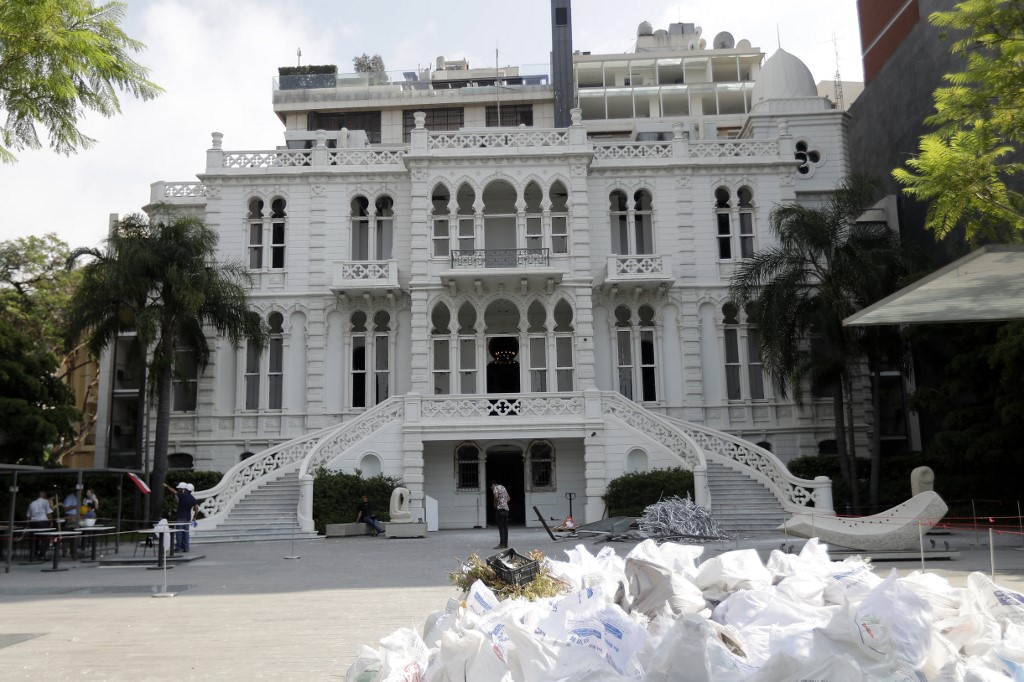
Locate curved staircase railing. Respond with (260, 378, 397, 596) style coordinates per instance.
(600, 393, 705, 468)
(193, 424, 337, 525)
(663, 415, 834, 514)
(297, 397, 406, 478)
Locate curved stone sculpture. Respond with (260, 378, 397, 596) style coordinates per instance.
(389, 487, 412, 523)
(911, 466, 935, 496)
(779, 491, 948, 551)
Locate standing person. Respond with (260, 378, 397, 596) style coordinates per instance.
(355, 495, 384, 537)
(81, 488, 99, 519)
(26, 491, 54, 560)
(163, 482, 197, 552)
(61, 490, 79, 530)
(490, 480, 509, 550)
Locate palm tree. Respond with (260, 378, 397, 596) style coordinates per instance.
(729, 175, 906, 512)
(68, 210, 266, 519)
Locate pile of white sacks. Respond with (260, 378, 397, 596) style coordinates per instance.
(345, 538, 1024, 680)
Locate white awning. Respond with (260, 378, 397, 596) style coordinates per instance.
(843, 245, 1024, 326)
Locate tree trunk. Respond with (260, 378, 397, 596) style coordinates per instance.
(869, 367, 882, 511)
(832, 389, 853, 512)
(842, 377, 861, 514)
(134, 358, 148, 524)
(148, 335, 174, 521)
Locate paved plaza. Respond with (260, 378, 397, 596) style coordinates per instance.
(2, 526, 1024, 680)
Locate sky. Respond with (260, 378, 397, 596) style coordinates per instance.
(0, 0, 862, 251)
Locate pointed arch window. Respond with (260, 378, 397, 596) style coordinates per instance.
(350, 195, 394, 261)
(431, 185, 451, 257)
(244, 312, 284, 410)
(247, 198, 264, 269)
(716, 187, 755, 260)
(723, 302, 765, 401)
(615, 305, 657, 402)
(350, 310, 392, 408)
(270, 198, 287, 268)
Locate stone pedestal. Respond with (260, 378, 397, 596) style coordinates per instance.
(325, 523, 372, 537)
(385, 522, 426, 539)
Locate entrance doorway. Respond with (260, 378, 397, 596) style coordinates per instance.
(486, 336, 520, 394)
(485, 446, 525, 526)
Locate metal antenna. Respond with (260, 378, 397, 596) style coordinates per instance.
(832, 34, 845, 110)
(296, 47, 302, 67)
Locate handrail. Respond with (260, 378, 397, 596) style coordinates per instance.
(663, 415, 834, 514)
(193, 422, 340, 520)
(297, 397, 406, 478)
(599, 392, 704, 469)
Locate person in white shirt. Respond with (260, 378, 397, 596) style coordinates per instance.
(26, 491, 54, 560)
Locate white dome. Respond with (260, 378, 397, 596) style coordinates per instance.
(637, 21, 653, 37)
(752, 48, 817, 104)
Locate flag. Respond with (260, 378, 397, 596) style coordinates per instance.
(127, 472, 151, 494)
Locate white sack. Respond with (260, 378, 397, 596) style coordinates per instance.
(694, 548, 772, 598)
(344, 644, 384, 682)
(623, 555, 706, 619)
(822, 558, 883, 605)
(968, 572, 1024, 631)
(378, 627, 429, 682)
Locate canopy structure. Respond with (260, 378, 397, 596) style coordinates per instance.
(843, 245, 1024, 326)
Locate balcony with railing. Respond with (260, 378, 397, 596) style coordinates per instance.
(603, 254, 675, 293)
(441, 248, 562, 291)
(330, 259, 399, 295)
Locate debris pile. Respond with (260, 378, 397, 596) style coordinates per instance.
(345, 538, 1024, 680)
(636, 495, 729, 541)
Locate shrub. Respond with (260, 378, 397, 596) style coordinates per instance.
(311, 467, 403, 534)
(277, 64, 338, 76)
(602, 467, 694, 517)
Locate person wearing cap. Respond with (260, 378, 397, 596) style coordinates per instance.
(163, 482, 198, 552)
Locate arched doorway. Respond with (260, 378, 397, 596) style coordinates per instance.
(485, 445, 525, 526)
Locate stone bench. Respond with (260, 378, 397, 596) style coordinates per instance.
(325, 522, 373, 537)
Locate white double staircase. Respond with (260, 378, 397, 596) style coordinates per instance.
(191, 393, 833, 543)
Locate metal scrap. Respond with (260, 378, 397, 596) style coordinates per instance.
(636, 496, 730, 542)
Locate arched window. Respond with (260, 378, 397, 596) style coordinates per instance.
(609, 190, 629, 255)
(375, 196, 394, 260)
(350, 196, 370, 260)
(247, 198, 264, 269)
(431, 184, 451, 257)
(609, 189, 654, 255)
(268, 312, 284, 410)
(350, 310, 392, 408)
(550, 181, 569, 254)
(456, 184, 476, 254)
(359, 453, 382, 478)
(482, 180, 517, 265)
(244, 312, 284, 410)
(615, 305, 657, 402)
(716, 186, 755, 260)
(431, 303, 452, 395)
(270, 198, 287, 268)
(528, 440, 555, 490)
(455, 441, 480, 491)
(722, 302, 765, 401)
(625, 448, 648, 473)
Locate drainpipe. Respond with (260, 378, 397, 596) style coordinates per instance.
(297, 473, 315, 533)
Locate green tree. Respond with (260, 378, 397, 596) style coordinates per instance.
(0, 317, 77, 464)
(353, 53, 387, 84)
(729, 176, 908, 512)
(0, 0, 162, 163)
(0, 234, 79, 351)
(67, 211, 266, 519)
(893, 0, 1024, 244)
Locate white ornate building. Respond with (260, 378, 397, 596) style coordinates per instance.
(97, 19, 857, 535)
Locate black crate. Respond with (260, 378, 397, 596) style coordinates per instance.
(486, 548, 539, 586)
